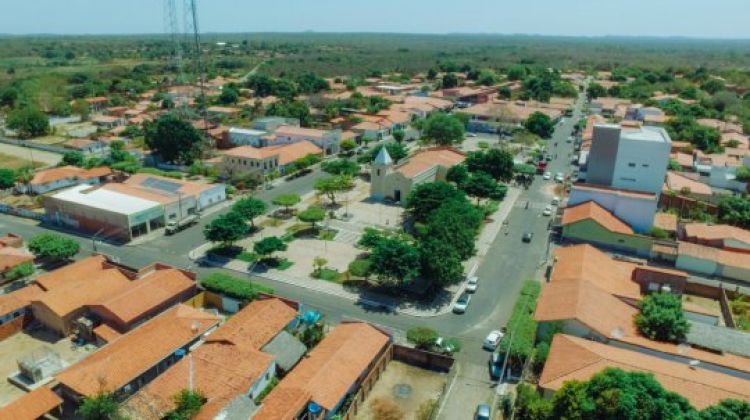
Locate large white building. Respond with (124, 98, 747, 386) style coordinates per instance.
(586, 124, 671, 196)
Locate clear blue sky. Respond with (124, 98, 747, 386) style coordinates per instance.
(2, 0, 749, 38)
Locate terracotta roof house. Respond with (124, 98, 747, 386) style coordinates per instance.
(540, 334, 750, 409)
(663, 172, 712, 201)
(370, 147, 465, 205)
(20, 165, 111, 195)
(681, 223, 750, 253)
(0, 232, 23, 248)
(0, 233, 33, 283)
(0, 386, 63, 419)
(254, 322, 391, 420)
(676, 241, 750, 283)
(63, 138, 107, 155)
(550, 245, 642, 300)
(55, 305, 220, 402)
(561, 201, 654, 257)
(88, 267, 196, 335)
(124, 298, 297, 419)
(266, 125, 341, 155)
(0, 284, 44, 341)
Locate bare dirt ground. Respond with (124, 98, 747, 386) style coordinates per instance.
(355, 361, 447, 420)
(0, 143, 62, 167)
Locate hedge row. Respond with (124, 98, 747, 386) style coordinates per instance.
(201, 272, 273, 301)
(498, 280, 541, 370)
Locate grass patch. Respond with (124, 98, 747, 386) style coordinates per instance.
(276, 260, 293, 270)
(0, 153, 41, 170)
(237, 251, 258, 263)
(261, 218, 284, 228)
(254, 377, 279, 404)
(478, 141, 489, 149)
(261, 258, 294, 271)
(317, 228, 337, 241)
(312, 268, 343, 283)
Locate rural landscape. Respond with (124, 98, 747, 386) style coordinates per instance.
(0, 1, 749, 420)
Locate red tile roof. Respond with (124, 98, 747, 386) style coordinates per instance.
(55, 305, 220, 397)
(0, 387, 63, 419)
(396, 147, 465, 178)
(205, 298, 297, 349)
(561, 201, 634, 235)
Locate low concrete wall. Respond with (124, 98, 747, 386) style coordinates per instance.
(392, 344, 455, 373)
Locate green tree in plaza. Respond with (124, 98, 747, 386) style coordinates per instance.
(203, 211, 250, 247)
(446, 164, 470, 188)
(297, 206, 326, 230)
(28, 233, 80, 262)
(369, 236, 421, 285)
(366, 143, 408, 163)
(524, 111, 555, 138)
(253, 236, 287, 261)
(421, 112, 465, 145)
(232, 197, 267, 228)
(314, 175, 354, 206)
(144, 113, 204, 164)
(321, 158, 361, 176)
(419, 237, 464, 288)
(462, 171, 498, 203)
(7, 106, 49, 138)
(405, 181, 465, 223)
(272, 193, 301, 214)
(392, 129, 405, 143)
(635, 292, 690, 342)
(465, 149, 514, 182)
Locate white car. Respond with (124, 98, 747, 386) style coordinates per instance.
(551, 196, 560, 206)
(466, 276, 479, 292)
(453, 292, 471, 314)
(554, 172, 565, 183)
(543, 206, 552, 216)
(542, 171, 552, 180)
(483, 330, 505, 350)
(467, 133, 478, 137)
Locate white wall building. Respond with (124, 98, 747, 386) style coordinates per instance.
(568, 184, 658, 234)
(228, 127, 268, 147)
(586, 124, 671, 196)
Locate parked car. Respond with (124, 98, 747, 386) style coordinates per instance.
(554, 172, 565, 183)
(475, 404, 491, 420)
(542, 171, 552, 180)
(483, 330, 504, 350)
(543, 206, 552, 216)
(453, 292, 471, 313)
(467, 132, 478, 137)
(522, 232, 534, 243)
(488, 352, 502, 380)
(551, 196, 560, 206)
(466, 276, 479, 292)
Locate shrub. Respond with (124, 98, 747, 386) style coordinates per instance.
(201, 272, 272, 301)
(498, 281, 541, 370)
(4, 261, 34, 280)
(407, 327, 439, 349)
(636, 292, 690, 342)
(348, 259, 372, 278)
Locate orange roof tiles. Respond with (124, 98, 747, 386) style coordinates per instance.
(254, 387, 311, 420)
(0, 284, 44, 316)
(29, 166, 112, 186)
(561, 201, 634, 235)
(257, 323, 389, 416)
(91, 268, 195, 328)
(396, 147, 465, 178)
(125, 343, 273, 420)
(93, 323, 122, 344)
(683, 223, 750, 246)
(653, 213, 678, 233)
(0, 387, 63, 419)
(274, 125, 328, 138)
(206, 298, 297, 349)
(224, 145, 279, 160)
(269, 141, 323, 166)
(540, 335, 750, 409)
(551, 245, 641, 300)
(0, 246, 33, 273)
(55, 305, 220, 397)
(664, 172, 712, 197)
(34, 255, 123, 291)
(678, 241, 750, 270)
(535, 277, 639, 339)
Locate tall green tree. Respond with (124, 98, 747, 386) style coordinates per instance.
(7, 106, 49, 139)
(463, 171, 498, 203)
(465, 149, 514, 181)
(232, 197, 267, 228)
(369, 236, 421, 285)
(405, 181, 465, 223)
(441, 73, 459, 88)
(524, 112, 555, 138)
(421, 112, 465, 145)
(144, 113, 204, 164)
(166, 389, 206, 420)
(635, 292, 690, 342)
(28, 233, 80, 261)
(62, 151, 86, 167)
(253, 236, 287, 261)
(321, 159, 360, 176)
(203, 211, 250, 247)
(419, 237, 464, 288)
(314, 175, 354, 206)
(272, 193, 301, 213)
(297, 206, 326, 229)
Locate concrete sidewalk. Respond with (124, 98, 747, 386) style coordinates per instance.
(200, 187, 521, 318)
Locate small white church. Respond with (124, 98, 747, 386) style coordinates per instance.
(370, 146, 466, 205)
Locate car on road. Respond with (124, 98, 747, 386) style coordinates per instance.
(483, 330, 504, 350)
(542, 171, 551, 180)
(488, 352, 502, 380)
(467, 132, 478, 137)
(551, 196, 560, 206)
(543, 205, 553, 216)
(566, 136, 574, 143)
(554, 172, 565, 183)
(522, 232, 534, 243)
(466, 275, 479, 292)
(453, 292, 471, 314)
(475, 404, 491, 420)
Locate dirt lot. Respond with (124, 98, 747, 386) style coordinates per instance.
(0, 143, 61, 167)
(0, 328, 94, 405)
(355, 361, 447, 420)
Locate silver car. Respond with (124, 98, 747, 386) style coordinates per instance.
(475, 404, 491, 420)
(466, 276, 479, 293)
(453, 292, 471, 314)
